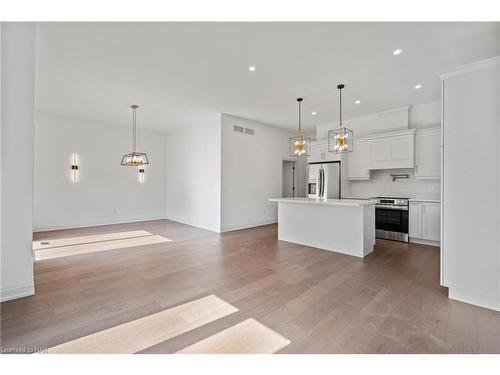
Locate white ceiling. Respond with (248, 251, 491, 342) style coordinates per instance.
(35, 22, 500, 133)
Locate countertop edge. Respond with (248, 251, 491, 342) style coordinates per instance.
(269, 198, 374, 207)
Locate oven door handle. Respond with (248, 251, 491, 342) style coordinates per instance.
(376, 205, 408, 211)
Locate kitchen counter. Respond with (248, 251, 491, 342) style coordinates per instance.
(409, 198, 441, 203)
(269, 198, 375, 258)
(269, 197, 374, 207)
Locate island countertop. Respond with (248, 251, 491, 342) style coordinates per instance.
(269, 197, 374, 207)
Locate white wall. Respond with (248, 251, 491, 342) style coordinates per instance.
(441, 57, 500, 311)
(165, 116, 221, 232)
(220, 114, 307, 232)
(316, 100, 441, 139)
(33, 112, 167, 231)
(1, 23, 36, 302)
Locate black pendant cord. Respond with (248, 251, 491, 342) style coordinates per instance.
(297, 98, 303, 133)
(133, 106, 136, 152)
(337, 84, 344, 128)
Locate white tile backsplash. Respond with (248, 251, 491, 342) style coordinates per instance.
(347, 169, 440, 200)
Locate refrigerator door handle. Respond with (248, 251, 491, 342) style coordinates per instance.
(319, 168, 324, 198)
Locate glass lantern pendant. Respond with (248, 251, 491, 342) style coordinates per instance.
(328, 84, 353, 153)
(121, 104, 150, 166)
(289, 98, 311, 157)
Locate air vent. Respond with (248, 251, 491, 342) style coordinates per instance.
(233, 125, 244, 133)
(244, 128, 254, 135)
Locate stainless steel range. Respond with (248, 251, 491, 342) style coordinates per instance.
(371, 197, 409, 242)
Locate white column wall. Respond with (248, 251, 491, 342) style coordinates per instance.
(1, 23, 36, 302)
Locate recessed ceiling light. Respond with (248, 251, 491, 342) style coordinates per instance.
(248, 66, 256, 72)
(355, 100, 361, 104)
(312, 112, 317, 116)
(414, 84, 422, 89)
(393, 49, 402, 55)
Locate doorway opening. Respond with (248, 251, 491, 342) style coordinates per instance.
(282, 160, 297, 198)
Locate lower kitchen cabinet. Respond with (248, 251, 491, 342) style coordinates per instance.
(409, 201, 440, 245)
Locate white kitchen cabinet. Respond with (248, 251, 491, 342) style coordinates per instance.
(309, 141, 341, 163)
(347, 140, 370, 180)
(415, 127, 441, 179)
(422, 203, 441, 241)
(309, 141, 326, 163)
(409, 202, 422, 238)
(368, 129, 415, 170)
(409, 200, 440, 244)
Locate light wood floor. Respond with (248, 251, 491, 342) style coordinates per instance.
(1, 219, 500, 353)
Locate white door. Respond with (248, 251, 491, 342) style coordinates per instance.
(409, 202, 422, 238)
(422, 203, 441, 241)
(282, 161, 296, 198)
(415, 128, 441, 179)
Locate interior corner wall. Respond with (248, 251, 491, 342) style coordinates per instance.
(220, 113, 307, 232)
(164, 116, 221, 233)
(1, 23, 36, 302)
(33, 112, 167, 231)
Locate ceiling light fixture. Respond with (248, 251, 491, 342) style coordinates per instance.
(393, 49, 402, 55)
(312, 111, 317, 116)
(355, 100, 361, 104)
(289, 98, 311, 157)
(121, 104, 149, 167)
(328, 84, 353, 153)
(248, 66, 256, 72)
(415, 84, 422, 89)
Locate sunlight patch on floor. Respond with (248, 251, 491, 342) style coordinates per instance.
(46, 295, 238, 354)
(176, 318, 291, 354)
(33, 230, 171, 261)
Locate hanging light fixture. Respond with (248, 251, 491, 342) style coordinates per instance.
(328, 84, 353, 153)
(121, 104, 149, 166)
(289, 98, 311, 157)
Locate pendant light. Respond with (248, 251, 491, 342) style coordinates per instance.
(289, 98, 311, 157)
(121, 104, 149, 166)
(328, 84, 353, 153)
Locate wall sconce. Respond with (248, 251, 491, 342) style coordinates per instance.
(138, 166, 145, 184)
(71, 153, 79, 182)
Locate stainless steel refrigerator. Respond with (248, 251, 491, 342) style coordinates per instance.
(307, 161, 341, 199)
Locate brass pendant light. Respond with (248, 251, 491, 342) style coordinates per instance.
(289, 98, 311, 157)
(328, 84, 353, 153)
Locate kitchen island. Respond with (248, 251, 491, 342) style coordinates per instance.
(269, 198, 375, 258)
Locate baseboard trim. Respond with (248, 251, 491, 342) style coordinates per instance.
(1, 283, 35, 303)
(164, 216, 221, 233)
(409, 237, 440, 247)
(220, 221, 277, 233)
(448, 287, 500, 312)
(33, 216, 168, 233)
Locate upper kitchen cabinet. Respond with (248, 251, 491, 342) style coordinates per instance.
(347, 139, 370, 180)
(309, 140, 341, 163)
(415, 127, 441, 179)
(368, 129, 415, 170)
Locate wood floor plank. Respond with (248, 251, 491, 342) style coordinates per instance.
(46, 295, 238, 354)
(2, 220, 500, 353)
(176, 318, 290, 354)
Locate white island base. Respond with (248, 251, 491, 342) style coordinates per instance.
(269, 198, 376, 258)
